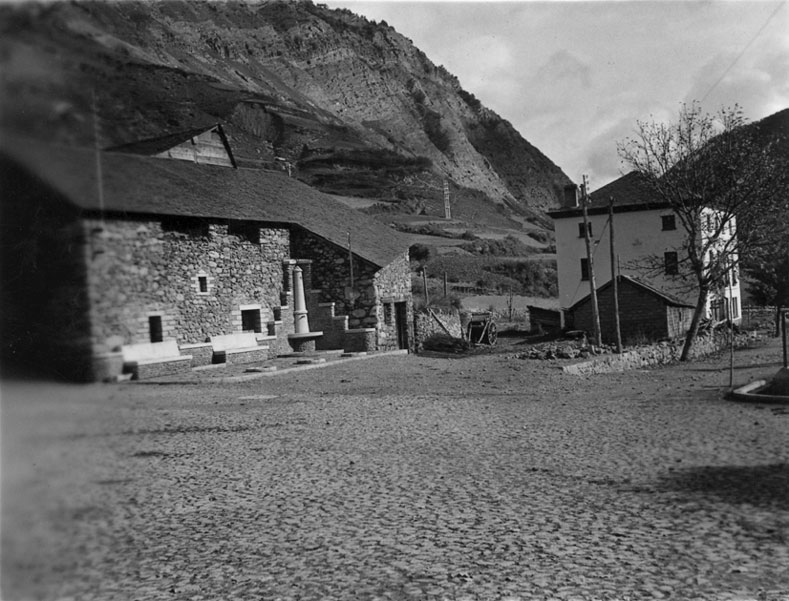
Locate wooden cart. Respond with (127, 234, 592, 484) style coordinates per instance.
(465, 311, 497, 346)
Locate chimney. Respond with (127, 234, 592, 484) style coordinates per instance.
(563, 184, 580, 208)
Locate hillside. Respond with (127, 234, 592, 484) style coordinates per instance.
(0, 0, 573, 229)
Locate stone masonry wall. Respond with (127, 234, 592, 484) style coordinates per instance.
(290, 227, 379, 329)
(374, 252, 414, 351)
(290, 228, 413, 350)
(83, 217, 289, 354)
(563, 331, 756, 375)
(414, 309, 462, 352)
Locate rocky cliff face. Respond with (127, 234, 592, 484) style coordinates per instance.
(0, 0, 573, 224)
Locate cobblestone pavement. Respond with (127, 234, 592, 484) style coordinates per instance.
(3, 338, 788, 601)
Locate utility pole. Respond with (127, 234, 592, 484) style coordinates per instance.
(348, 231, 354, 291)
(609, 196, 622, 352)
(443, 179, 451, 220)
(581, 175, 602, 347)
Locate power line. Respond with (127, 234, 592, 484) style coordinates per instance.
(700, 1, 785, 103)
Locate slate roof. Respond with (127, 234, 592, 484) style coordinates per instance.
(568, 274, 694, 311)
(548, 172, 669, 219)
(0, 135, 407, 268)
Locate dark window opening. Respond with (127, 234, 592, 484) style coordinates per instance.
(664, 251, 679, 275)
(198, 276, 208, 293)
(149, 315, 163, 343)
(241, 309, 262, 333)
(578, 222, 592, 238)
(162, 217, 210, 238)
(228, 222, 261, 244)
(661, 215, 676, 231)
(580, 258, 589, 281)
(731, 296, 739, 319)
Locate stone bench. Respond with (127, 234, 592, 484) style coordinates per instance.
(210, 332, 269, 365)
(121, 340, 192, 380)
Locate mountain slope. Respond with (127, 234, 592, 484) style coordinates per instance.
(0, 0, 573, 227)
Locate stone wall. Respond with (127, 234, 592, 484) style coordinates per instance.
(563, 331, 756, 375)
(290, 226, 379, 329)
(83, 216, 290, 354)
(290, 228, 413, 351)
(414, 309, 462, 351)
(374, 252, 414, 351)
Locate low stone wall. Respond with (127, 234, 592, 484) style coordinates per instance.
(181, 342, 213, 368)
(563, 332, 759, 376)
(414, 309, 462, 351)
(344, 328, 376, 353)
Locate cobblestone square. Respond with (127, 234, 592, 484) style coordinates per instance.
(2, 339, 788, 600)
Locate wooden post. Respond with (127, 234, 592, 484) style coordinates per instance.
(582, 175, 602, 347)
(443, 272, 448, 298)
(609, 196, 622, 353)
(508, 285, 514, 321)
(780, 310, 787, 367)
(422, 268, 429, 307)
(348, 231, 354, 290)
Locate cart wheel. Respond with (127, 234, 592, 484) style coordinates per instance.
(482, 321, 497, 345)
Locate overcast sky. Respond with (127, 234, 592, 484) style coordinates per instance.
(325, 0, 789, 189)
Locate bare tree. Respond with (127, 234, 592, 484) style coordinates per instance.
(744, 239, 789, 336)
(618, 103, 788, 360)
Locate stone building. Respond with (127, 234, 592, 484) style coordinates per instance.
(0, 135, 413, 381)
(569, 275, 695, 345)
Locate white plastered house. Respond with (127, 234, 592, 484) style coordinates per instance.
(548, 172, 742, 331)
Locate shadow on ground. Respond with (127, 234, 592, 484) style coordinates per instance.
(657, 463, 789, 509)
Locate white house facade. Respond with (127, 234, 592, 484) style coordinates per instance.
(549, 173, 741, 327)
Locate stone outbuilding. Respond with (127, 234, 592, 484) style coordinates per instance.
(568, 275, 695, 345)
(1, 135, 413, 381)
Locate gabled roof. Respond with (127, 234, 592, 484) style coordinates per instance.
(568, 274, 694, 311)
(0, 135, 407, 269)
(106, 124, 237, 168)
(548, 171, 670, 219)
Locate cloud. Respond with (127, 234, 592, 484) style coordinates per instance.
(535, 50, 591, 89)
(685, 50, 789, 121)
(585, 116, 640, 188)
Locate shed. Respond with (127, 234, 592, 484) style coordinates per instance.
(569, 275, 694, 345)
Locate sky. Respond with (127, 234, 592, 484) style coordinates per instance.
(325, 0, 789, 189)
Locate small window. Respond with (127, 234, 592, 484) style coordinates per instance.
(661, 215, 676, 231)
(198, 276, 208, 293)
(730, 296, 739, 319)
(578, 222, 592, 238)
(664, 251, 679, 275)
(580, 258, 589, 281)
(241, 309, 262, 333)
(228, 222, 260, 244)
(149, 315, 163, 343)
